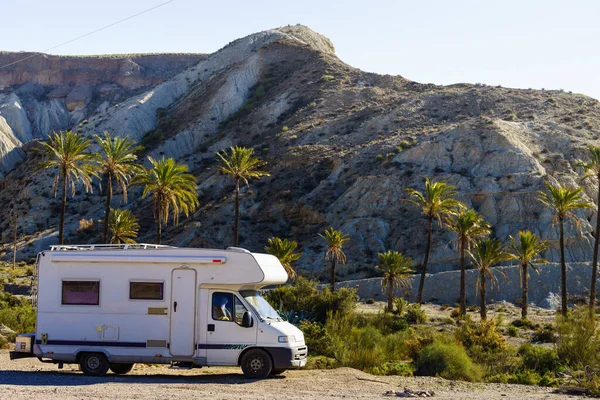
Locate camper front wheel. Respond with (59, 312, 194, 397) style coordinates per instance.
(79, 353, 110, 376)
(240, 349, 273, 379)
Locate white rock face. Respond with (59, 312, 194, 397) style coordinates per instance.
(31, 99, 70, 138)
(0, 93, 32, 143)
(0, 116, 24, 178)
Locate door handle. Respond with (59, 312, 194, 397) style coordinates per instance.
(208, 324, 215, 332)
(174, 301, 178, 312)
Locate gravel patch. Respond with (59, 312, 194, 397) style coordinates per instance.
(0, 350, 578, 399)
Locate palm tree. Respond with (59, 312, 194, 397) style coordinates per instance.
(577, 145, 600, 313)
(319, 227, 350, 292)
(216, 146, 270, 246)
(469, 238, 511, 320)
(132, 156, 199, 244)
(265, 237, 302, 282)
(508, 230, 549, 320)
(36, 130, 98, 244)
(405, 178, 464, 304)
(95, 132, 142, 244)
(376, 250, 414, 313)
(537, 182, 592, 316)
(108, 208, 139, 244)
(446, 209, 491, 316)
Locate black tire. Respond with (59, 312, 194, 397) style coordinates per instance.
(240, 349, 273, 379)
(110, 363, 134, 374)
(79, 353, 110, 376)
(271, 369, 286, 375)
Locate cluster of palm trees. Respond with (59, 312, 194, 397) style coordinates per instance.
(31, 130, 600, 320)
(406, 144, 600, 320)
(35, 131, 268, 246)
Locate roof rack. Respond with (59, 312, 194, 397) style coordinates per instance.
(49, 244, 175, 251)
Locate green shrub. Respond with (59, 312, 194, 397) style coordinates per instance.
(305, 356, 338, 369)
(355, 312, 408, 335)
(266, 277, 357, 323)
(395, 298, 407, 317)
(455, 317, 506, 355)
(333, 325, 386, 370)
(450, 308, 461, 319)
(510, 318, 536, 329)
(380, 330, 414, 361)
(405, 304, 427, 324)
(507, 325, 518, 337)
(366, 298, 375, 305)
(555, 307, 600, 368)
(415, 340, 482, 382)
(532, 325, 555, 343)
(0, 292, 36, 335)
(282, 125, 289, 132)
(299, 320, 334, 357)
(518, 344, 561, 374)
(372, 362, 413, 376)
(321, 74, 335, 82)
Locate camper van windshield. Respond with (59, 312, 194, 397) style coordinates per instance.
(240, 291, 281, 321)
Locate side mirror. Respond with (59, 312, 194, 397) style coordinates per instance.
(241, 311, 253, 328)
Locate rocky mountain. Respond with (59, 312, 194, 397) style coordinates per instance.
(0, 52, 205, 177)
(0, 25, 599, 281)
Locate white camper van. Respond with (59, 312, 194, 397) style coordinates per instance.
(10, 244, 307, 379)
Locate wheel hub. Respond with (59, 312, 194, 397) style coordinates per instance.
(87, 357, 100, 370)
(249, 357, 264, 371)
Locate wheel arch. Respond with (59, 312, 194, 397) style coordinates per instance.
(75, 349, 112, 362)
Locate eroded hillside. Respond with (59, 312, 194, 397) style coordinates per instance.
(0, 25, 599, 279)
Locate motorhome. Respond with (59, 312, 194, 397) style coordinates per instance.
(9, 244, 307, 379)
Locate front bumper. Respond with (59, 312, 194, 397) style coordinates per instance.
(267, 345, 308, 369)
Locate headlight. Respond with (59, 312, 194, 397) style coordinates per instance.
(278, 335, 296, 343)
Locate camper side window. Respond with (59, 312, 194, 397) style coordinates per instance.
(130, 282, 164, 300)
(62, 280, 100, 305)
(212, 292, 234, 321)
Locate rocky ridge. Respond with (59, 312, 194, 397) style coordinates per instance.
(0, 25, 599, 282)
(0, 52, 205, 177)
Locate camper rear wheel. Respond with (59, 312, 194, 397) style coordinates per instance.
(79, 353, 110, 376)
(240, 349, 273, 379)
(110, 363, 134, 374)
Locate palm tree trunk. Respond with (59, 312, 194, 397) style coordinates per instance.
(459, 238, 467, 316)
(480, 268, 487, 321)
(156, 208, 162, 245)
(12, 212, 17, 270)
(103, 174, 112, 244)
(417, 215, 434, 304)
(58, 169, 67, 245)
(330, 258, 336, 292)
(387, 278, 394, 313)
(559, 217, 568, 317)
(233, 178, 240, 247)
(590, 178, 600, 315)
(521, 262, 528, 320)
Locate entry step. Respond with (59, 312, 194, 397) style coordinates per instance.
(169, 361, 193, 370)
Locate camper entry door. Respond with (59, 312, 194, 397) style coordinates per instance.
(169, 268, 197, 357)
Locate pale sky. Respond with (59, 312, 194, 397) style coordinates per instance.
(2, 0, 599, 100)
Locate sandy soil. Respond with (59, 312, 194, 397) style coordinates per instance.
(0, 350, 579, 400)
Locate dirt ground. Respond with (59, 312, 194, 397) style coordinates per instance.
(0, 350, 580, 400)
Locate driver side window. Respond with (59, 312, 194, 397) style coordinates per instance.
(212, 292, 234, 322)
